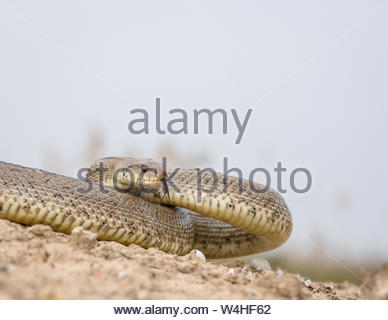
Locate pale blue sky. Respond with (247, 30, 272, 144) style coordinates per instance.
(0, 0, 387, 266)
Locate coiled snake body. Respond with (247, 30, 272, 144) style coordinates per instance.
(0, 158, 292, 259)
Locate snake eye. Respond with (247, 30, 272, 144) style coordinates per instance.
(141, 165, 148, 173)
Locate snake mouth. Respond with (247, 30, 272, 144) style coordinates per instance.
(161, 177, 170, 200)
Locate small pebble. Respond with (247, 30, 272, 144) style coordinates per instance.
(136, 290, 148, 299)
(227, 268, 235, 275)
(195, 250, 206, 262)
(276, 268, 284, 276)
(0, 264, 8, 272)
(250, 257, 271, 271)
(296, 274, 312, 287)
(69, 226, 97, 250)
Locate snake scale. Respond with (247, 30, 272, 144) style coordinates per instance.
(0, 158, 292, 259)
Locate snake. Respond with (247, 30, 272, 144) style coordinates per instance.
(0, 158, 292, 259)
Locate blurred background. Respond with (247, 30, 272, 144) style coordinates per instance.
(0, 0, 387, 283)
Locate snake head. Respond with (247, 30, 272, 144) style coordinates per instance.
(88, 157, 166, 195)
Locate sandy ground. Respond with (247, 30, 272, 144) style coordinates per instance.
(0, 219, 386, 300)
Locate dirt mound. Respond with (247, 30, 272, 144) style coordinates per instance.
(0, 219, 385, 299)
